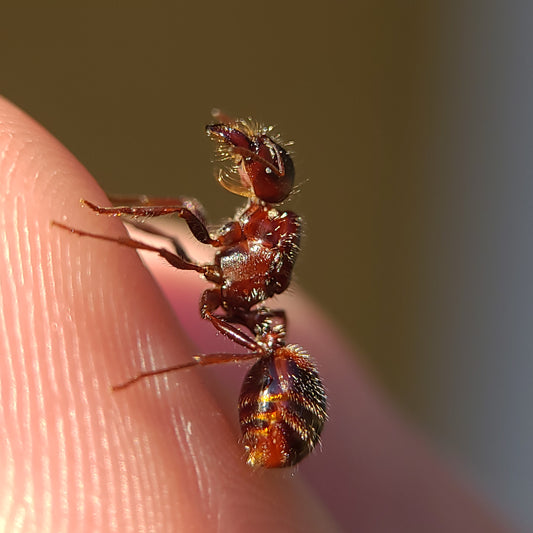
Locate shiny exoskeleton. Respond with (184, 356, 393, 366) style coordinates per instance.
(239, 342, 326, 467)
(54, 111, 327, 468)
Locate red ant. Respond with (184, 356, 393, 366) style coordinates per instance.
(54, 111, 327, 468)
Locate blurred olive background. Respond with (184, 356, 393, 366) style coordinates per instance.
(3, 2, 532, 528)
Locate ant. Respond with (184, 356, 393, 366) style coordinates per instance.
(54, 111, 327, 468)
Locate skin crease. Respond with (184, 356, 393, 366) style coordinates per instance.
(0, 96, 511, 532)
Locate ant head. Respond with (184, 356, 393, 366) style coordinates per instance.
(206, 119, 295, 204)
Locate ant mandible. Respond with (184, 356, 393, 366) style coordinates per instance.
(54, 111, 327, 468)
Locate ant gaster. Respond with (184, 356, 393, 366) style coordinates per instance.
(54, 111, 327, 468)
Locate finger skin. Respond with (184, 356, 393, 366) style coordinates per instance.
(0, 97, 336, 532)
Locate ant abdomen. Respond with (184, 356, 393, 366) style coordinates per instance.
(238, 345, 327, 468)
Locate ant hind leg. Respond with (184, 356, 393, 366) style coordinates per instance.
(112, 350, 262, 391)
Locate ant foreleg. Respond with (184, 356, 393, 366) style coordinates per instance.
(83, 198, 217, 247)
(112, 350, 262, 391)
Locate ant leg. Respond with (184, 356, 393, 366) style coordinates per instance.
(52, 221, 219, 277)
(200, 289, 262, 351)
(113, 350, 262, 391)
(204, 313, 260, 352)
(122, 219, 192, 262)
(83, 198, 216, 246)
(109, 194, 210, 233)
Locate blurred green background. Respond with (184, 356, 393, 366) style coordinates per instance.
(3, 2, 532, 528)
